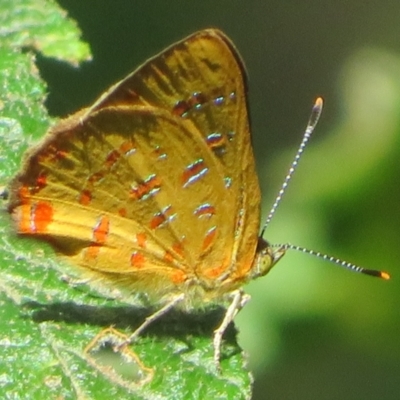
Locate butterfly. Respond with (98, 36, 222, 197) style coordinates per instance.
(6, 28, 388, 372)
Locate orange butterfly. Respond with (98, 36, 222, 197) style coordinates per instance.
(6, 29, 388, 371)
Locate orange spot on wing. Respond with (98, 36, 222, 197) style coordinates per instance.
(84, 216, 109, 261)
(150, 213, 166, 230)
(93, 215, 110, 244)
(34, 201, 53, 233)
(35, 173, 47, 192)
(188, 92, 206, 108)
(131, 251, 145, 268)
(152, 146, 166, 160)
(181, 159, 207, 186)
(118, 208, 127, 217)
(45, 144, 68, 161)
(164, 241, 185, 263)
(88, 171, 105, 185)
(136, 232, 147, 248)
(172, 100, 190, 117)
(130, 175, 161, 200)
(163, 251, 174, 264)
(105, 149, 121, 168)
(119, 140, 136, 155)
(150, 206, 174, 230)
(172, 241, 184, 257)
(16, 204, 32, 233)
(202, 226, 217, 252)
(55, 149, 68, 160)
(194, 204, 215, 218)
(206, 133, 226, 150)
(79, 189, 92, 205)
(18, 186, 30, 203)
(85, 245, 100, 260)
(203, 264, 226, 279)
(170, 270, 186, 284)
(16, 201, 54, 234)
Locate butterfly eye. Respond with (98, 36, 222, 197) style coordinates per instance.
(250, 237, 283, 279)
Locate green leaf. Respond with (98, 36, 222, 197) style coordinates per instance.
(0, 0, 91, 65)
(0, 2, 252, 399)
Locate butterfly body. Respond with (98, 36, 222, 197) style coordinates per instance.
(8, 29, 283, 367)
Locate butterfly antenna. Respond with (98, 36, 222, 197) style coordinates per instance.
(261, 97, 390, 280)
(261, 97, 323, 237)
(272, 243, 390, 280)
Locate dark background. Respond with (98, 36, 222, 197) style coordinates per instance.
(38, 1, 400, 399)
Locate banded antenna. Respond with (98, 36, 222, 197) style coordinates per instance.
(261, 97, 390, 280)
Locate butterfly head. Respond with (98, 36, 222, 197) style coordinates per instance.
(249, 237, 285, 281)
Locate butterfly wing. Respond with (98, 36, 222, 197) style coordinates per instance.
(8, 29, 261, 301)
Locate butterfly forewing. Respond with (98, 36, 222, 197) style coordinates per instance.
(8, 29, 261, 299)
(93, 29, 262, 287)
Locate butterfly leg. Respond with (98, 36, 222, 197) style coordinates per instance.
(120, 293, 185, 349)
(213, 289, 250, 371)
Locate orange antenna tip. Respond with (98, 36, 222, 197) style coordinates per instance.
(314, 97, 323, 108)
(380, 271, 391, 280)
(360, 268, 391, 280)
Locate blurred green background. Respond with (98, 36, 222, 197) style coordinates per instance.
(35, 1, 400, 399)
